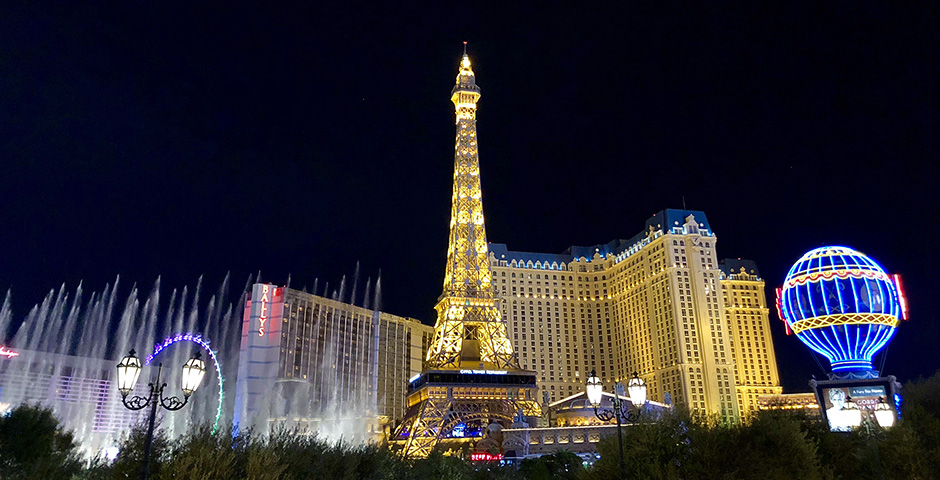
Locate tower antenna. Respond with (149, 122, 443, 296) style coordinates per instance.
(463, 41, 468, 55)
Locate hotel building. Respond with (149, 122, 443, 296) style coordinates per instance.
(719, 258, 783, 416)
(0, 348, 140, 455)
(233, 284, 434, 436)
(489, 209, 781, 420)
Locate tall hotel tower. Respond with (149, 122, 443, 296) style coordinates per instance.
(489, 212, 782, 420)
(233, 285, 433, 438)
(390, 46, 540, 458)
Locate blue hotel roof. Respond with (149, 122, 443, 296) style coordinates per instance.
(488, 209, 712, 264)
(718, 258, 761, 278)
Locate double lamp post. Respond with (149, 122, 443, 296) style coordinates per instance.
(115, 349, 207, 480)
(586, 369, 648, 479)
(841, 396, 896, 431)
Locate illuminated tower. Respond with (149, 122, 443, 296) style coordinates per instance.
(428, 44, 515, 370)
(391, 45, 540, 459)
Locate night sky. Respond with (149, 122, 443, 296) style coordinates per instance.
(2, 3, 937, 392)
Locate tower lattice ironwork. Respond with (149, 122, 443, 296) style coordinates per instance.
(391, 46, 540, 459)
(428, 45, 515, 371)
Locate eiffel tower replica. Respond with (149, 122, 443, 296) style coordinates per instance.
(391, 45, 540, 459)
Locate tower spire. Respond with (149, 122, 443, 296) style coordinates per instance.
(454, 45, 478, 98)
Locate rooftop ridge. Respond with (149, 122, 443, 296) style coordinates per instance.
(488, 209, 714, 267)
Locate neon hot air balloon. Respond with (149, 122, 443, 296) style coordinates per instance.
(776, 246, 908, 379)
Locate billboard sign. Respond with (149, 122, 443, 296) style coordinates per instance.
(813, 377, 899, 432)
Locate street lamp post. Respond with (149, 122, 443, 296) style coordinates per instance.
(841, 396, 896, 431)
(116, 349, 206, 480)
(586, 369, 647, 480)
(842, 396, 896, 480)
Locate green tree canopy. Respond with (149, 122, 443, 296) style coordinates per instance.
(518, 451, 583, 480)
(0, 403, 81, 479)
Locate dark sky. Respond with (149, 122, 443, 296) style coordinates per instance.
(2, 2, 937, 392)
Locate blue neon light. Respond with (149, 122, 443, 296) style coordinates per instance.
(779, 246, 902, 375)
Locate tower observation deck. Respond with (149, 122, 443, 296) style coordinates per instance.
(390, 45, 541, 459)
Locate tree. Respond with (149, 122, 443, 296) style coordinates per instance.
(895, 371, 940, 477)
(109, 419, 170, 479)
(877, 420, 932, 480)
(0, 403, 81, 479)
(699, 410, 827, 480)
(518, 451, 583, 480)
(244, 444, 288, 480)
(582, 408, 833, 480)
(157, 425, 238, 479)
(583, 409, 690, 480)
(408, 450, 475, 480)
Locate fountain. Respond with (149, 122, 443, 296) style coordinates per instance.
(0, 275, 245, 457)
(0, 269, 393, 457)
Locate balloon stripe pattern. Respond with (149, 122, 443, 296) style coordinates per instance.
(778, 246, 902, 376)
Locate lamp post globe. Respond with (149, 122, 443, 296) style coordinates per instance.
(874, 398, 895, 428)
(627, 372, 647, 407)
(181, 352, 206, 397)
(842, 397, 863, 428)
(116, 350, 142, 398)
(586, 369, 603, 407)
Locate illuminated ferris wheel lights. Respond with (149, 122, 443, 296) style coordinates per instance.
(146, 333, 225, 434)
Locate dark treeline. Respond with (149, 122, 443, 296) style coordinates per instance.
(1, 370, 939, 480)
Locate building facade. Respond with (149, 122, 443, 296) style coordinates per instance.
(756, 392, 819, 416)
(233, 283, 433, 438)
(718, 259, 783, 416)
(0, 348, 141, 455)
(489, 210, 781, 420)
